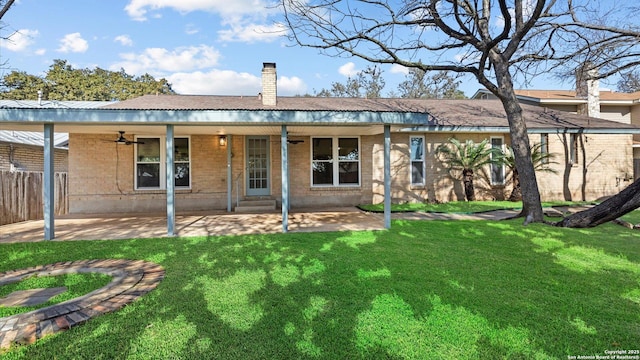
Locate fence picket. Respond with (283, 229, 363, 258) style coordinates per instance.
(0, 171, 68, 226)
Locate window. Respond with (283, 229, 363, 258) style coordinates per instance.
(312, 137, 360, 186)
(540, 134, 549, 164)
(410, 136, 425, 186)
(569, 133, 579, 165)
(135, 136, 190, 189)
(490, 137, 505, 185)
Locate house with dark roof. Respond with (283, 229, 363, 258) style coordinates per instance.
(2, 63, 639, 239)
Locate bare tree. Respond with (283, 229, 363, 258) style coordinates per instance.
(0, 0, 17, 72)
(281, 0, 552, 223)
(281, 0, 640, 226)
(0, 0, 15, 20)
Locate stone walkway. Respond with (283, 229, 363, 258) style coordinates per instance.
(0, 259, 165, 350)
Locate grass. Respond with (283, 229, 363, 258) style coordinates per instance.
(0, 273, 112, 317)
(1, 219, 639, 359)
(358, 200, 594, 213)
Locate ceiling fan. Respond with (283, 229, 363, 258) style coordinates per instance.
(114, 131, 144, 145)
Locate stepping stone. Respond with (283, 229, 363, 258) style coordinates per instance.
(0, 287, 67, 307)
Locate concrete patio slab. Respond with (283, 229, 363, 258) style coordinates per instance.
(0, 207, 387, 243)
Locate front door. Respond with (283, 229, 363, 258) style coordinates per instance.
(245, 136, 270, 196)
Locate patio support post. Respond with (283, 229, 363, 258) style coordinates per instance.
(166, 125, 175, 236)
(281, 125, 289, 232)
(227, 134, 233, 212)
(384, 124, 391, 229)
(44, 123, 55, 240)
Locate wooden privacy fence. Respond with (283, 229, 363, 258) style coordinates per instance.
(0, 171, 68, 226)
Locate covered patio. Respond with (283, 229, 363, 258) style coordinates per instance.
(0, 207, 386, 243)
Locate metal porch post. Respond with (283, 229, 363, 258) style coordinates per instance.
(227, 135, 233, 212)
(384, 124, 391, 229)
(281, 125, 289, 232)
(166, 125, 175, 236)
(44, 124, 55, 240)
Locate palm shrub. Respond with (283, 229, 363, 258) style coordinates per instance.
(503, 142, 558, 201)
(435, 138, 503, 201)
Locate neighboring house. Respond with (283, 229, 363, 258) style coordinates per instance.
(0, 100, 114, 172)
(0, 130, 69, 172)
(1, 63, 639, 238)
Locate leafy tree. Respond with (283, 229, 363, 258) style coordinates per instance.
(435, 138, 503, 201)
(0, 59, 174, 101)
(503, 143, 558, 202)
(397, 70, 466, 99)
(316, 65, 385, 98)
(281, 0, 640, 226)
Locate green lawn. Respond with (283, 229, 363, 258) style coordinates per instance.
(1, 219, 639, 359)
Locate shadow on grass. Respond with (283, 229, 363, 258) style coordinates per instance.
(1, 220, 639, 359)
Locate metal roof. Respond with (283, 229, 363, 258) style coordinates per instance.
(0, 100, 114, 148)
(0, 100, 116, 109)
(0, 130, 69, 148)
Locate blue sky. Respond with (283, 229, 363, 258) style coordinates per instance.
(0, 0, 579, 98)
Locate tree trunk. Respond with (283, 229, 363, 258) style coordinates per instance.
(463, 168, 475, 201)
(555, 177, 640, 228)
(508, 168, 522, 201)
(491, 60, 544, 223)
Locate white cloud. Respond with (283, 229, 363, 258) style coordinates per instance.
(124, 0, 277, 21)
(110, 45, 221, 74)
(0, 29, 39, 52)
(167, 69, 261, 95)
(390, 64, 409, 75)
(34, 48, 46, 56)
(167, 69, 307, 96)
(114, 35, 134, 46)
(57, 33, 89, 53)
(338, 62, 358, 77)
(278, 76, 307, 95)
(217, 22, 287, 43)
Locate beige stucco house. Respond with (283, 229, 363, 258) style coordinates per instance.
(2, 63, 639, 239)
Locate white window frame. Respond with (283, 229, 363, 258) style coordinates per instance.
(310, 136, 361, 187)
(134, 135, 191, 190)
(410, 135, 426, 186)
(490, 136, 505, 186)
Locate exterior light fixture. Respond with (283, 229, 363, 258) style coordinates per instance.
(219, 135, 227, 147)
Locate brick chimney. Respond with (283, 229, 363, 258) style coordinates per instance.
(576, 64, 600, 118)
(261, 62, 277, 106)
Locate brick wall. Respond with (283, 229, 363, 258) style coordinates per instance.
(536, 133, 633, 201)
(67, 131, 633, 214)
(68, 133, 229, 213)
(0, 143, 68, 172)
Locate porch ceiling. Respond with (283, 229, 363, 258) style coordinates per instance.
(0, 124, 400, 136)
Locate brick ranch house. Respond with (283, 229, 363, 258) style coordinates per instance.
(1, 63, 639, 239)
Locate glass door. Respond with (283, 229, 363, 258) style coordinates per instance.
(245, 136, 270, 196)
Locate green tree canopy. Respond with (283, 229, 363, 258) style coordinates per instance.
(0, 59, 174, 101)
(316, 65, 385, 98)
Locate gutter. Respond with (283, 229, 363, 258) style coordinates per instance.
(398, 125, 640, 134)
